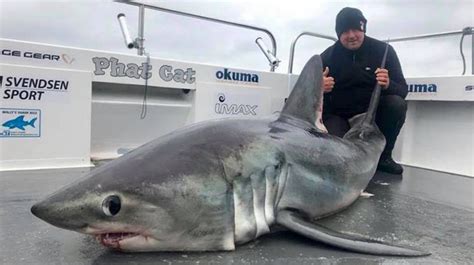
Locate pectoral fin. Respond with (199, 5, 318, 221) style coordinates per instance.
(276, 210, 430, 257)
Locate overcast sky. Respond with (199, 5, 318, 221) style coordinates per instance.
(0, 0, 473, 77)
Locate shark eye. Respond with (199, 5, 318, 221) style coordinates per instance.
(102, 195, 121, 217)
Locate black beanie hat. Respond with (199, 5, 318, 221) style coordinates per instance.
(335, 7, 367, 38)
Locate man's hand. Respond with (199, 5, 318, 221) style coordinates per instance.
(375, 68, 390, 89)
(322, 67, 335, 93)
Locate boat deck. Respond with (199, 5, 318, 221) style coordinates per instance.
(1, 165, 472, 264)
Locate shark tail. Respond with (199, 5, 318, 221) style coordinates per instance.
(362, 43, 390, 126)
(277, 211, 430, 257)
(29, 118, 37, 128)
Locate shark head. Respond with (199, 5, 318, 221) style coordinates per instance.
(31, 124, 237, 252)
(31, 180, 180, 251)
(2, 115, 23, 128)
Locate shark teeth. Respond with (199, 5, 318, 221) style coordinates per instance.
(95, 232, 140, 247)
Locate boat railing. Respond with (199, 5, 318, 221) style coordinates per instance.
(288, 27, 474, 75)
(115, 0, 280, 72)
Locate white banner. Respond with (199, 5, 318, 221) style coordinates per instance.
(0, 63, 92, 171)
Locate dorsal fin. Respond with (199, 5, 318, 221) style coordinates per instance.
(280, 55, 323, 124)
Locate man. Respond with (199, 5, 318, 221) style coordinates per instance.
(321, 7, 408, 174)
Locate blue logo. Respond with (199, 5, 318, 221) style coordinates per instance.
(2, 115, 37, 130)
(407, 83, 437, 93)
(215, 68, 259, 83)
(465, 85, 473, 92)
(1, 108, 41, 137)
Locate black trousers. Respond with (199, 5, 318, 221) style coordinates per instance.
(323, 95, 407, 157)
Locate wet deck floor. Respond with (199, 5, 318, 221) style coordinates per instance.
(1, 164, 473, 264)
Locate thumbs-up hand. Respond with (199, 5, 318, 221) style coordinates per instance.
(322, 67, 334, 93)
(323, 66, 329, 77)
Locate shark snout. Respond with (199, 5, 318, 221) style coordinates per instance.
(31, 200, 88, 230)
(31, 201, 53, 221)
(31, 200, 57, 224)
(30, 202, 42, 218)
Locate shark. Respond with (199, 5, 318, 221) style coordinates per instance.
(2, 115, 37, 131)
(31, 52, 429, 256)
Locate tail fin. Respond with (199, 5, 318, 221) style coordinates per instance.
(277, 210, 431, 257)
(29, 118, 37, 128)
(363, 43, 390, 126)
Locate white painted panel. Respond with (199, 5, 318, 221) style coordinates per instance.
(0, 64, 92, 171)
(406, 76, 473, 101)
(393, 101, 473, 177)
(90, 83, 193, 159)
(194, 82, 272, 122)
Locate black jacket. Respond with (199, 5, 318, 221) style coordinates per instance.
(321, 36, 407, 117)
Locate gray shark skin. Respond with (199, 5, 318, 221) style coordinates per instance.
(31, 54, 429, 256)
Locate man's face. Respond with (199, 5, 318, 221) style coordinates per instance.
(340, 29, 365, 50)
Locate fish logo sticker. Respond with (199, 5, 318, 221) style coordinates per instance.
(0, 108, 41, 137)
(2, 115, 37, 130)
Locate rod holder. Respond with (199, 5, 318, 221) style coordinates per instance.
(117, 13, 136, 49)
(116, 0, 278, 71)
(256, 37, 280, 68)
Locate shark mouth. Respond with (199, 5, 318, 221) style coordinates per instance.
(95, 232, 140, 249)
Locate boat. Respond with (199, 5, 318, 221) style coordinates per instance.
(0, 1, 472, 264)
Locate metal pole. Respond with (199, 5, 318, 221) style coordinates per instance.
(137, 4, 145, 56)
(117, 0, 278, 71)
(382, 30, 464, 43)
(288, 29, 472, 74)
(288, 32, 337, 74)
